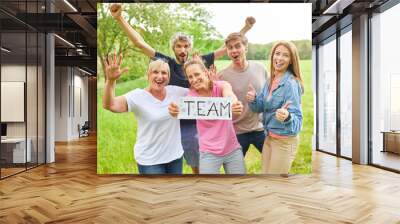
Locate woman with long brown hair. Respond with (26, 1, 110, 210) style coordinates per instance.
(247, 41, 304, 174)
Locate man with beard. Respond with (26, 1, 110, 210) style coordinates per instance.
(110, 4, 255, 173)
(218, 33, 267, 159)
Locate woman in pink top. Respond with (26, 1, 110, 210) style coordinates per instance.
(169, 59, 246, 174)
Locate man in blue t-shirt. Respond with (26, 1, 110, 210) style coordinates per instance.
(110, 3, 255, 174)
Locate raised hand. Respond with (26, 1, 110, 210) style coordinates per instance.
(246, 83, 256, 102)
(110, 3, 122, 19)
(276, 101, 292, 122)
(208, 64, 220, 81)
(245, 16, 256, 28)
(103, 52, 129, 82)
(168, 102, 180, 118)
(232, 100, 243, 116)
(192, 51, 202, 62)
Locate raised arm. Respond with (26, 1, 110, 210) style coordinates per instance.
(213, 16, 256, 59)
(102, 53, 130, 113)
(110, 4, 156, 58)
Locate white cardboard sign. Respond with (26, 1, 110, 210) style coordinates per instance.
(178, 97, 232, 120)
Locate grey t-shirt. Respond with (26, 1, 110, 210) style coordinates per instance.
(219, 61, 267, 134)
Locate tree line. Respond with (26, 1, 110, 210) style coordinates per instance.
(228, 40, 311, 61)
(98, 3, 311, 82)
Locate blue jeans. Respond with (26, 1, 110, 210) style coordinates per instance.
(180, 123, 199, 168)
(137, 157, 183, 174)
(236, 130, 265, 156)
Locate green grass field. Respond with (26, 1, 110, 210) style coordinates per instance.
(97, 60, 313, 174)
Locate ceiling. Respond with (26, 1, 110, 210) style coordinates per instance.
(308, 0, 390, 43)
(0, 0, 97, 75)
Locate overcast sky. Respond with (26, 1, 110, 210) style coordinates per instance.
(202, 3, 311, 44)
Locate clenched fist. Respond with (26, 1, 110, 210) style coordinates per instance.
(168, 102, 180, 118)
(232, 100, 243, 116)
(110, 4, 122, 19)
(245, 16, 256, 28)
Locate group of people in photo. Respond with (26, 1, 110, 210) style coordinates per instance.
(102, 4, 304, 175)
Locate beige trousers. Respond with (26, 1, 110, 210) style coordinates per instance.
(262, 135, 299, 174)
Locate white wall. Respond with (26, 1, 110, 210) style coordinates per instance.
(54, 67, 89, 141)
(1, 65, 27, 138)
(72, 73, 89, 138)
(1, 64, 46, 164)
(55, 66, 69, 141)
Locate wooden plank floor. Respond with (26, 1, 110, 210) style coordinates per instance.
(1, 135, 400, 223)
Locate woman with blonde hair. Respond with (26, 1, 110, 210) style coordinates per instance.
(246, 41, 304, 174)
(103, 53, 188, 174)
(169, 59, 246, 174)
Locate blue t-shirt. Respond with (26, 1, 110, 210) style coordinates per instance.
(154, 52, 215, 88)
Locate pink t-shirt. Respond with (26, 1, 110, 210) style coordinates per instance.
(188, 81, 241, 156)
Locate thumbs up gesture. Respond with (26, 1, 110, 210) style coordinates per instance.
(276, 101, 292, 122)
(246, 84, 256, 102)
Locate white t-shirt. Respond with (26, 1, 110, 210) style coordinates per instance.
(124, 85, 188, 165)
